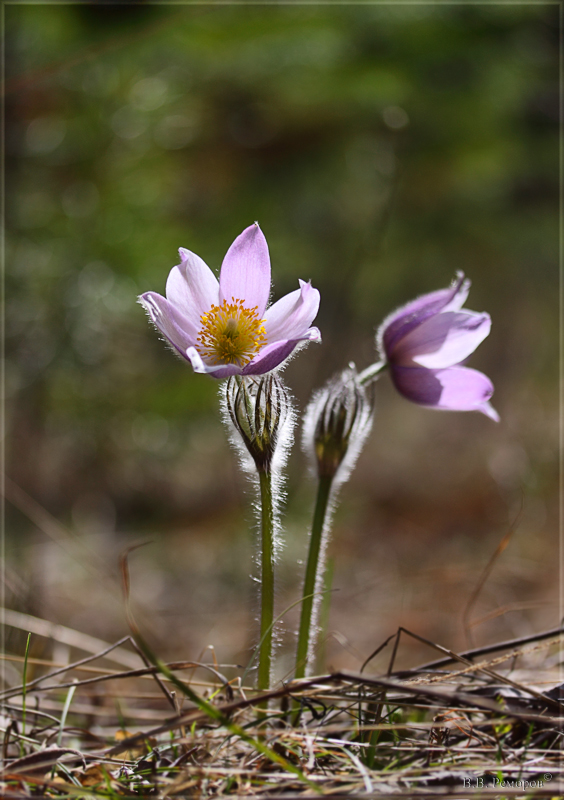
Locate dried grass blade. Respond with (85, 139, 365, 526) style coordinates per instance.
(402, 626, 563, 674)
(0, 636, 133, 701)
(1, 608, 139, 669)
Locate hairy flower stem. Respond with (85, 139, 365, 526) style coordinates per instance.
(225, 374, 293, 701)
(257, 469, 275, 696)
(295, 474, 334, 681)
(358, 360, 387, 385)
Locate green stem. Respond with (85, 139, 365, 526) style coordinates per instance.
(295, 474, 334, 681)
(257, 469, 275, 694)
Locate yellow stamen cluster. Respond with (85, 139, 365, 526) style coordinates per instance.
(197, 298, 267, 366)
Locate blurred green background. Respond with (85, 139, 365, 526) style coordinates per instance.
(4, 3, 559, 678)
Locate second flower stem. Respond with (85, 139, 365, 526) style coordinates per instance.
(257, 469, 275, 694)
(295, 473, 334, 680)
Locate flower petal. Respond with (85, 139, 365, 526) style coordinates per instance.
(391, 364, 499, 419)
(242, 328, 321, 375)
(378, 272, 470, 359)
(441, 276, 471, 313)
(264, 279, 320, 342)
(219, 223, 271, 316)
(186, 346, 242, 378)
(166, 248, 219, 321)
(394, 311, 491, 368)
(139, 292, 197, 360)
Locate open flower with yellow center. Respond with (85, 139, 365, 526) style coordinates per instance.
(140, 223, 321, 378)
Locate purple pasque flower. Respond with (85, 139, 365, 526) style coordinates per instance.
(140, 223, 321, 379)
(377, 272, 499, 421)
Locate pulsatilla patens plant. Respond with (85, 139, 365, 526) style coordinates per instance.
(293, 274, 498, 680)
(141, 225, 498, 696)
(141, 223, 318, 695)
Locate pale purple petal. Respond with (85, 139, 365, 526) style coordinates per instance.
(242, 328, 321, 375)
(304, 325, 322, 343)
(441, 275, 470, 313)
(378, 272, 470, 359)
(391, 364, 498, 419)
(139, 292, 197, 360)
(219, 223, 271, 316)
(166, 248, 219, 322)
(394, 311, 491, 368)
(476, 401, 500, 423)
(264, 279, 320, 342)
(186, 346, 242, 378)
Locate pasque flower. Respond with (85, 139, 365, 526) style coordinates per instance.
(140, 224, 321, 378)
(374, 272, 499, 421)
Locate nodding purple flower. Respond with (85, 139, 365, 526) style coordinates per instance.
(376, 272, 499, 421)
(140, 223, 321, 379)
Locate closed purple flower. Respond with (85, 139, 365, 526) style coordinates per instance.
(139, 223, 321, 378)
(377, 272, 499, 421)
